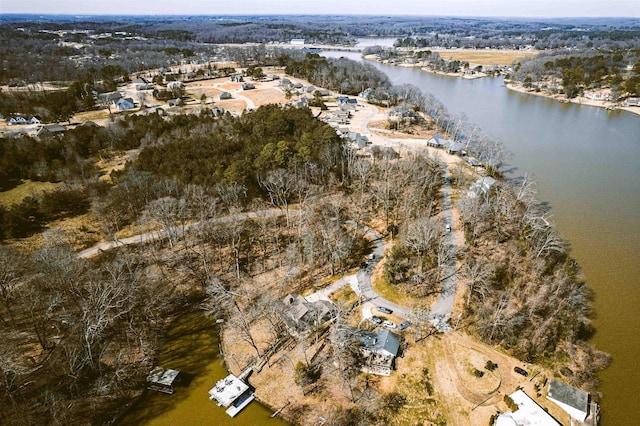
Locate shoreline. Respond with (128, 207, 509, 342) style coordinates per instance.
(363, 54, 488, 79)
(505, 82, 640, 117)
(362, 53, 640, 117)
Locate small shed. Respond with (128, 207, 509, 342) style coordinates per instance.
(147, 366, 181, 394)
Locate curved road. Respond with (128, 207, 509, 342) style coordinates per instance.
(78, 103, 459, 331)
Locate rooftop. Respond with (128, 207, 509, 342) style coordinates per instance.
(496, 390, 561, 426)
(208, 374, 249, 407)
(147, 367, 180, 387)
(547, 379, 589, 420)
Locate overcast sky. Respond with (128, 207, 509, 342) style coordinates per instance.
(1, 0, 639, 18)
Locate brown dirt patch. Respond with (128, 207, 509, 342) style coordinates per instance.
(216, 99, 248, 114)
(242, 88, 287, 107)
(432, 49, 536, 66)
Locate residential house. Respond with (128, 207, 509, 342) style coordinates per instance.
(291, 38, 306, 45)
(389, 106, 417, 119)
(242, 82, 256, 90)
(546, 379, 590, 422)
(295, 97, 309, 108)
(305, 85, 316, 94)
(468, 176, 496, 198)
(6, 116, 27, 125)
(345, 132, 369, 148)
(97, 91, 122, 106)
(332, 326, 401, 376)
(37, 124, 67, 137)
(623, 97, 640, 107)
(496, 389, 560, 426)
(219, 92, 233, 100)
(115, 97, 135, 111)
(426, 135, 450, 148)
(467, 157, 481, 167)
(167, 98, 182, 107)
(584, 90, 612, 101)
(282, 294, 336, 332)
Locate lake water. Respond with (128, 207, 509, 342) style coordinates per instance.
(325, 48, 640, 425)
(119, 313, 286, 425)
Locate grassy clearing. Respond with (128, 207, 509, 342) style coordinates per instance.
(0, 180, 62, 207)
(434, 50, 535, 66)
(329, 285, 359, 309)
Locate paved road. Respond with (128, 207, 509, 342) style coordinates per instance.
(76, 209, 284, 259)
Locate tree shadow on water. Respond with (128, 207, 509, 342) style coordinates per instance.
(118, 312, 222, 425)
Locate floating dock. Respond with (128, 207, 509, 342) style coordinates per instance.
(208, 373, 254, 417)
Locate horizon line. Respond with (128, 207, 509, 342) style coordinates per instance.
(1, 13, 639, 19)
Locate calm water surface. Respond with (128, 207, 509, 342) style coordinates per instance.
(120, 313, 285, 425)
(326, 49, 640, 424)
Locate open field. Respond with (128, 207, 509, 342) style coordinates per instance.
(432, 49, 536, 66)
(0, 180, 62, 206)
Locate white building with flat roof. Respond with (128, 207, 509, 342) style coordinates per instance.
(209, 374, 248, 407)
(496, 390, 561, 426)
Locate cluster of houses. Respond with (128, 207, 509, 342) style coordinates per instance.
(426, 134, 465, 155)
(5, 115, 41, 126)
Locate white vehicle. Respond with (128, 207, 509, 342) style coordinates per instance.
(383, 320, 396, 329)
(445, 224, 451, 233)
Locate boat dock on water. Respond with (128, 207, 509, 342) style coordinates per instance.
(208, 373, 255, 417)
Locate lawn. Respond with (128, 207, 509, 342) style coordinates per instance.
(0, 180, 62, 207)
(433, 49, 535, 66)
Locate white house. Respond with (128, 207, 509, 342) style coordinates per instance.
(584, 90, 612, 101)
(291, 38, 306, 45)
(546, 379, 589, 422)
(496, 389, 560, 426)
(468, 176, 496, 198)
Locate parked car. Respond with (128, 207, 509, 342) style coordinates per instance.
(514, 366, 528, 377)
(377, 306, 393, 314)
(445, 224, 451, 233)
(369, 315, 383, 325)
(397, 320, 411, 331)
(383, 320, 396, 329)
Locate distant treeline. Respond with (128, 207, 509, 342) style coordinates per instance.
(511, 49, 640, 98)
(280, 53, 391, 96)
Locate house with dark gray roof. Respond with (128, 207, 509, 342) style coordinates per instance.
(37, 124, 67, 137)
(332, 326, 401, 376)
(546, 379, 589, 422)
